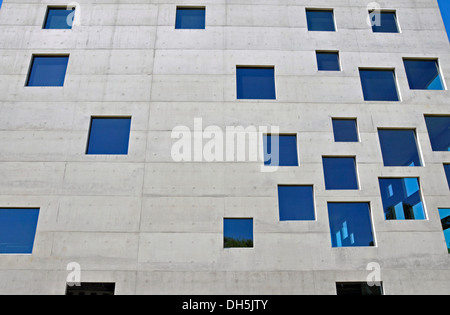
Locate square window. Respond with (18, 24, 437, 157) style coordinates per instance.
(278, 186, 315, 221)
(263, 134, 298, 166)
(336, 282, 383, 295)
(236, 67, 276, 100)
(327, 203, 375, 248)
(438, 208, 450, 254)
(86, 117, 131, 155)
(175, 7, 205, 29)
(378, 129, 422, 167)
(316, 52, 341, 71)
(66, 283, 116, 295)
(306, 9, 336, 31)
(0, 208, 40, 254)
(224, 218, 253, 248)
(444, 164, 450, 189)
(370, 11, 399, 33)
(424, 115, 450, 151)
(359, 69, 399, 101)
(322, 157, 359, 190)
(379, 178, 426, 220)
(44, 7, 74, 29)
(332, 119, 358, 142)
(404, 59, 445, 90)
(26, 56, 69, 87)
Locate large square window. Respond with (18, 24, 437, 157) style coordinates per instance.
(44, 7, 75, 29)
(322, 157, 359, 190)
(0, 208, 40, 254)
(424, 116, 450, 151)
(278, 186, 315, 221)
(86, 117, 132, 155)
(263, 134, 298, 166)
(237, 67, 276, 100)
(26, 56, 69, 87)
(438, 209, 450, 254)
(316, 52, 341, 71)
(379, 178, 426, 220)
(336, 282, 383, 295)
(370, 11, 399, 33)
(306, 9, 336, 32)
(359, 69, 399, 101)
(327, 203, 375, 248)
(404, 59, 445, 90)
(444, 164, 450, 189)
(332, 119, 359, 142)
(378, 129, 422, 167)
(175, 7, 205, 29)
(224, 218, 253, 248)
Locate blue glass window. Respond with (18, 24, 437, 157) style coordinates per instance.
(306, 9, 336, 31)
(379, 178, 425, 220)
(317, 52, 340, 71)
(0, 208, 40, 254)
(26, 56, 69, 87)
(439, 208, 450, 254)
(278, 186, 315, 221)
(263, 135, 298, 166)
(424, 116, 450, 151)
(86, 117, 131, 155)
(237, 67, 276, 100)
(224, 218, 253, 248)
(444, 164, 450, 189)
(175, 7, 205, 29)
(370, 11, 399, 33)
(378, 129, 422, 167)
(359, 69, 399, 101)
(323, 157, 359, 190)
(404, 60, 444, 90)
(328, 203, 375, 248)
(332, 119, 358, 142)
(44, 8, 74, 29)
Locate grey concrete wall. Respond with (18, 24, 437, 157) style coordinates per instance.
(0, 0, 449, 295)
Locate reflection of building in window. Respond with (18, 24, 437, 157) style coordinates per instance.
(439, 209, 450, 254)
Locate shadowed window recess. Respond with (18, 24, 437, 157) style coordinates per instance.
(278, 186, 315, 221)
(322, 157, 359, 190)
(336, 282, 383, 295)
(0, 208, 40, 254)
(445, 164, 450, 190)
(328, 203, 375, 248)
(332, 119, 358, 142)
(44, 7, 74, 29)
(26, 56, 69, 87)
(224, 218, 253, 248)
(359, 69, 399, 101)
(424, 115, 450, 152)
(438, 209, 450, 254)
(237, 67, 276, 100)
(370, 11, 399, 33)
(66, 283, 116, 295)
(379, 178, 426, 220)
(404, 59, 445, 90)
(263, 134, 298, 166)
(378, 129, 422, 167)
(175, 7, 205, 29)
(306, 9, 336, 31)
(316, 52, 341, 71)
(86, 117, 132, 155)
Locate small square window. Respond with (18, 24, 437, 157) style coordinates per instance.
(322, 157, 359, 190)
(404, 59, 445, 90)
(86, 117, 131, 155)
(379, 178, 426, 220)
(0, 208, 40, 254)
(370, 11, 399, 33)
(332, 119, 358, 142)
(236, 67, 276, 100)
(175, 7, 205, 29)
(438, 208, 450, 254)
(306, 9, 336, 32)
(224, 218, 253, 248)
(263, 134, 298, 166)
(278, 186, 315, 221)
(359, 69, 399, 101)
(378, 129, 422, 167)
(336, 282, 383, 295)
(316, 52, 340, 71)
(44, 7, 75, 29)
(26, 56, 69, 87)
(424, 115, 450, 151)
(328, 203, 375, 248)
(66, 283, 116, 295)
(444, 164, 450, 189)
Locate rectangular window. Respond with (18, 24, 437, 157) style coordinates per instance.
(236, 67, 276, 100)
(379, 178, 426, 220)
(438, 209, 450, 254)
(306, 9, 336, 31)
(66, 283, 116, 295)
(370, 11, 399, 33)
(263, 134, 298, 166)
(404, 59, 445, 90)
(278, 186, 315, 221)
(175, 7, 206, 29)
(332, 119, 359, 142)
(26, 55, 69, 87)
(378, 129, 422, 167)
(359, 69, 399, 101)
(444, 164, 450, 190)
(86, 117, 132, 155)
(327, 203, 375, 248)
(316, 51, 341, 71)
(336, 282, 383, 295)
(224, 218, 253, 248)
(44, 7, 74, 29)
(322, 157, 359, 190)
(0, 208, 40, 254)
(424, 115, 450, 151)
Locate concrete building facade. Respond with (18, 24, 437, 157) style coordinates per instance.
(0, 0, 449, 295)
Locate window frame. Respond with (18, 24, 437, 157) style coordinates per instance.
(377, 128, 423, 167)
(277, 185, 316, 221)
(403, 58, 446, 91)
(359, 68, 401, 102)
(316, 51, 341, 71)
(236, 66, 276, 100)
(43, 6, 75, 30)
(25, 54, 70, 87)
(223, 218, 254, 249)
(85, 116, 132, 155)
(369, 10, 400, 33)
(332, 118, 359, 142)
(322, 156, 360, 190)
(263, 133, 299, 167)
(306, 8, 337, 32)
(175, 6, 206, 30)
